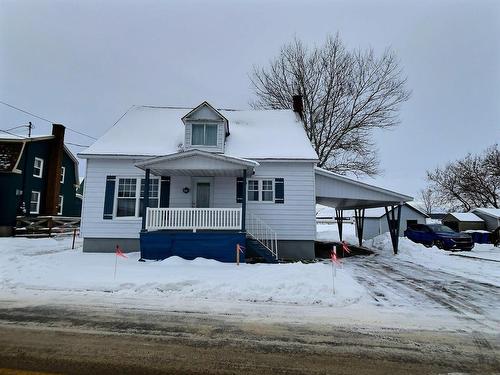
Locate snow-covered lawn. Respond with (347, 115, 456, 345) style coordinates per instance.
(0, 228, 499, 333)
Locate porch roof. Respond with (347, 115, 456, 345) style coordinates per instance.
(135, 149, 259, 176)
(315, 167, 413, 210)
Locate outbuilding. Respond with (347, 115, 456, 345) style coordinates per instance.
(442, 213, 485, 232)
(359, 202, 429, 240)
(471, 208, 500, 231)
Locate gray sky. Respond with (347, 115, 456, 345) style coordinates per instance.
(1, 0, 499, 198)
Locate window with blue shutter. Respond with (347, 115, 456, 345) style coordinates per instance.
(274, 178, 284, 204)
(103, 176, 116, 219)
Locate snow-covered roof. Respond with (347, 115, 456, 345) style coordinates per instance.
(472, 208, 500, 219)
(445, 212, 484, 222)
(0, 133, 54, 141)
(79, 105, 319, 160)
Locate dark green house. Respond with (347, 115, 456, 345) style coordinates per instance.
(0, 124, 80, 236)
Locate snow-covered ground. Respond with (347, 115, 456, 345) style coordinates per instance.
(0, 228, 499, 333)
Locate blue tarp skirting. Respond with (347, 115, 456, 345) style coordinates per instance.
(140, 231, 246, 263)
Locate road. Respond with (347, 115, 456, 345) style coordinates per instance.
(0, 301, 498, 374)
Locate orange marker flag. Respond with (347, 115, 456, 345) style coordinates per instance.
(116, 245, 128, 258)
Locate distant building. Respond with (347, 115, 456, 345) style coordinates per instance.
(442, 212, 485, 232)
(471, 208, 500, 231)
(359, 202, 429, 240)
(0, 124, 80, 236)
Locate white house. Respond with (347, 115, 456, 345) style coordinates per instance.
(79, 98, 412, 262)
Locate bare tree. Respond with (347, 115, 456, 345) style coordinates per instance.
(419, 188, 437, 215)
(426, 144, 500, 211)
(250, 34, 410, 176)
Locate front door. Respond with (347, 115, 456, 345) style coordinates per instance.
(195, 182, 211, 208)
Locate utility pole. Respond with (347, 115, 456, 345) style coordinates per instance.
(28, 122, 32, 137)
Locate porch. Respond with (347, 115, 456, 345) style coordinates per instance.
(134, 150, 279, 262)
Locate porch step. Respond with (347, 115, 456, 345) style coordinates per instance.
(245, 238, 279, 263)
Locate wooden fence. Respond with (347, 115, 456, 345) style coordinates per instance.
(15, 216, 80, 237)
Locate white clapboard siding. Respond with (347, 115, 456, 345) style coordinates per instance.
(81, 158, 317, 242)
(244, 161, 316, 241)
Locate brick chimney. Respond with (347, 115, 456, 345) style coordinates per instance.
(43, 124, 65, 215)
(292, 95, 303, 119)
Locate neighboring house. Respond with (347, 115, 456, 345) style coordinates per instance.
(471, 208, 500, 231)
(358, 202, 429, 240)
(442, 213, 485, 232)
(0, 124, 80, 236)
(79, 99, 412, 261)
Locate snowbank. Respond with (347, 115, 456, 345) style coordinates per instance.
(0, 237, 364, 307)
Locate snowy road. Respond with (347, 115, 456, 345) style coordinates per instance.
(348, 254, 500, 332)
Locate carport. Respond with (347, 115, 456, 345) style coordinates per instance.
(315, 167, 413, 254)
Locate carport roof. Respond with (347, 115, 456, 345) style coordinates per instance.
(315, 167, 413, 210)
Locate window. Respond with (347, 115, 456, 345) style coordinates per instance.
(116, 178, 137, 217)
(58, 195, 64, 215)
(115, 177, 160, 218)
(192, 123, 218, 146)
(60, 166, 66, 183)
(247, 179, 274, 202)
(262, 180, 273, 202)
(33, 157, 44, 178)
(30, 191, 40, 214)
(247, 180, 259, 201)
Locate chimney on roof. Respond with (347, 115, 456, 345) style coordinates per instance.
(43, 124, 65, 216)
(292, 95, 303, 119)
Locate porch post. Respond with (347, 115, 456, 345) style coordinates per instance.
(141, 168, 150, 232)
(241, 169, 247, 232)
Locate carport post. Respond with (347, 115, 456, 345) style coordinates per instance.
(385, 204, 402, 255)
(335, 209, 343, 241)
(354, 209, 365, 247)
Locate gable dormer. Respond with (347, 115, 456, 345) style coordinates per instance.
(182, 102, 229, 153)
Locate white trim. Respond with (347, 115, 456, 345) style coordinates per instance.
(113, 176, 161, 219)
(58, 195, 64, 215)
(60, 166, 66, 183)
(247, 178, 275, 203)
(33, 157, 44, 178)
(30, 191, 41, 214)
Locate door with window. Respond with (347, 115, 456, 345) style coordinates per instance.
(193, 178, 212, 208)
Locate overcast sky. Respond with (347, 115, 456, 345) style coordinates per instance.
(1, 0, 499, 198)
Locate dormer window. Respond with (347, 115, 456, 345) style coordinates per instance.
(192, 123, 218, 146)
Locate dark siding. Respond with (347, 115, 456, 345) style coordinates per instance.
(0, 140, 81, 230)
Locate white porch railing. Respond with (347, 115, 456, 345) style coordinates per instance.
(247, 213, 279, 260)
(146, 207, 242, 231)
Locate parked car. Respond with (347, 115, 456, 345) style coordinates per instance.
(404, 224, 474, 251)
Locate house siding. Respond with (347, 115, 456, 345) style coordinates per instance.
(247, 161, 316, 241)
(81, 159, 317, 243)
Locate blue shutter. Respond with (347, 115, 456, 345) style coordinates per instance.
(160, 176, 170, 207)
(103, 176, 116, 219)
(236, 177, 243, 203)
(275, 178, 284, 204)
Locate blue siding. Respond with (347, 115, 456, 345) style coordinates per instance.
(140, 231, 246, 262)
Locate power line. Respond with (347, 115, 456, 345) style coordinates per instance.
(0, 129, 27, 138)
(0, 99, 98, 140)
(2, 124, 30, 132)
